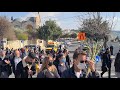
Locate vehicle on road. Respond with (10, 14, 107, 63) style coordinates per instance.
(45, 40, 58, 54)
(24, 44, 40, 50)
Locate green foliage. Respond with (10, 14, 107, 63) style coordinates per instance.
(60, 34, 70, 38)
(79, 17, 110, 42)
(15, 30, 28, 40)
(37, 19, 62, 41)
(17, 34, 28, 40)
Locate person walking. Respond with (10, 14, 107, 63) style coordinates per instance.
(37, 56, 60, 78)
(15, 52, 36, 78)
(110, 45, 114, 55)
(63, 49, 71, 68)
(0, 50, 12, 78)
(61, 51, 99, 78)
(10, 50, 22, 78)
(57, 53, 69, 77)
(114, 50, 120, 78)
(101, 48, 112, 78)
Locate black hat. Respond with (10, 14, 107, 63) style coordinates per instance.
(57, 53, 63, 59)
(28, 52, 36, 59)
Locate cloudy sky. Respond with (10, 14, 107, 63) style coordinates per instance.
(0, 12, 120, 31)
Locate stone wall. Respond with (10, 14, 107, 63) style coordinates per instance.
(6, 39, 46, 50)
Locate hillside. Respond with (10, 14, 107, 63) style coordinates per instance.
(111, 31, 120, 38)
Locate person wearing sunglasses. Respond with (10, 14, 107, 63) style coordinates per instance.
(61, 51, 99, 78)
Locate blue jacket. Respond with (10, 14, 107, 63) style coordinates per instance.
(61, 66, 99, 78)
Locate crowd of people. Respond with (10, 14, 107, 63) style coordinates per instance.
(0, 44, 120, 78)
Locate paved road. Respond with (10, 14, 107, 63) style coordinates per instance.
(9, 41, 120, 78)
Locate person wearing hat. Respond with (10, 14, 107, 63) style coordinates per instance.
(101, 48, 111, 78)
(15, 52, 36, 78)
(61, 51, 99, 78)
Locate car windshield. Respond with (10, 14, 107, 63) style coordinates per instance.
(25, 45, 36, 48)
(47, 45, 54, 48)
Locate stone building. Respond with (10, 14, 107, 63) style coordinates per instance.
(11, 15, 41, 30)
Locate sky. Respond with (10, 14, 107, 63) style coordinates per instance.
(0, 12, 120, 31)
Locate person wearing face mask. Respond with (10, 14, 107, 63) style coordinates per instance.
(10, 50, 22, 78)
(61, 51, 99, 78)
(101, 48, 112, 78)
(15, 52, 36, 78)
(57, 53, 69, 77)
(0, 50, 12, 78)
(37, 56, 60, 78)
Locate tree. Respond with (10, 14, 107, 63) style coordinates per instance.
(37, 19, 62, 41)
(70, 33, 77, 38)
(26, 29, 37, 40)
(60, 33, 70, 38)
(37, 25, 50, 41)
(15, 30, 28, 40)
(78, 12, 115, 49)
(0, 16, 17, 40)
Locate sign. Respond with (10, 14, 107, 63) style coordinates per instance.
(95, 56, 101, 63)
(78, 32, 86, 40)
(21, 40, 24, 43)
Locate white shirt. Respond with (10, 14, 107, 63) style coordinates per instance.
(14, 57, 22, 70)
(75, 71, 82, 78)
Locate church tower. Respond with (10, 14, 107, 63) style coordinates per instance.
(35, 12, 41, 28)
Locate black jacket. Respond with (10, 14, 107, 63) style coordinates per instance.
(66, 55, 71, 66)
(0, 56, 12, 77)
(114, 52, 120, 72)
(15, 61, 36, 78)
(10, 56, 22, 75)
(61, 66, 99, 78)
(102, 52, 111, 69)
(37, 69, 60, 78)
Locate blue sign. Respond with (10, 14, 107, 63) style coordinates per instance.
(21, 40, 24, 43)
(95, 55, 101, 63)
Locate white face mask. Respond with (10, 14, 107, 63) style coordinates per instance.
(77, 63, 86, 70)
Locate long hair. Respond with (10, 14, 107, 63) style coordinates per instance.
(39, 56, 57, 73)
(39, 57, 49, 72)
